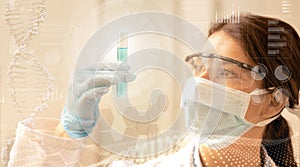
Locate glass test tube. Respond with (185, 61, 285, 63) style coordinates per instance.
(117, 32, 128, 97)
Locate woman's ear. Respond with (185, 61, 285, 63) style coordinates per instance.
(262, 89, 289, 118)
(273, 88, 290, 106)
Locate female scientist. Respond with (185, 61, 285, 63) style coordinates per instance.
(7, 13, 300, 167)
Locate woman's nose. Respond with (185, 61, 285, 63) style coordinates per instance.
(198, 70, 210, 80)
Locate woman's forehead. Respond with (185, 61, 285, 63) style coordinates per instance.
(206, 31, 256, 66)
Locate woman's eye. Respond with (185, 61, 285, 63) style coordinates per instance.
(220, 70, 236, 77)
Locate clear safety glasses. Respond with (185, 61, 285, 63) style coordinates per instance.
(185, 52, 264, 90)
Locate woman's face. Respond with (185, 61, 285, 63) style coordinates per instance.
(201, 30, 263, 92)
(197, 30, 274, 124)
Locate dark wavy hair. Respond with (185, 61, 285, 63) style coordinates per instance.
(208, 13, 300, 167)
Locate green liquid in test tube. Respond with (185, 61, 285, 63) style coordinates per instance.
(117, 32, 128, 97)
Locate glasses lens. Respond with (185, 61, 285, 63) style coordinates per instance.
(186, 54, 255, 90)
(186, 55, 206, 76)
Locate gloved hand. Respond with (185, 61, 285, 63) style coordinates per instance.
(61, 62, 134, 138)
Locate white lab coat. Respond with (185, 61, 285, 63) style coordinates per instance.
(8, 117, 200, 167)
(7, 117, 279, 167)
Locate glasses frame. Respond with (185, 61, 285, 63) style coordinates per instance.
(185, 52, 279, 96)
(185, 52, 257, 73)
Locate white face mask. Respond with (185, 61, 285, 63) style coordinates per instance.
(181, 77, 280, 149)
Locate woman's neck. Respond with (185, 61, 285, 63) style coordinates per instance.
(199, 126, 265, 167)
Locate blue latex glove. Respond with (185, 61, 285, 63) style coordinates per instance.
(61, 62, 134, 138)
